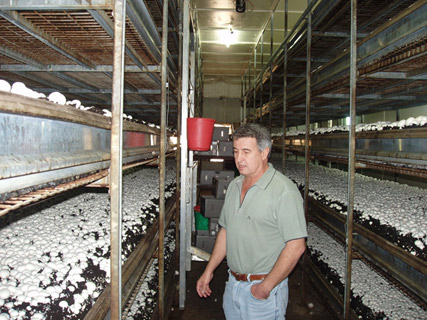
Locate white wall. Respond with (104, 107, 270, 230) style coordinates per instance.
(202, 97, 241, 124)
(202, 80, 242, 124)
(203, 81, 241, 99)
(398, 104, 427, 119)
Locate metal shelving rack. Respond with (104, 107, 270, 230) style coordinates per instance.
(242, 0, 427, 318)
(0, 0, 183, 319)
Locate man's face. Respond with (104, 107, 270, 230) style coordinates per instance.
(233, 137, 269, 178)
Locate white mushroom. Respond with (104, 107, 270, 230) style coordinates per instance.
(48, 91, 66, 105)
(66, 99, 81, 108)
(0, 79, 11, 92)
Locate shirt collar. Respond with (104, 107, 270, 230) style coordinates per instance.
(236, 163, 275, 190)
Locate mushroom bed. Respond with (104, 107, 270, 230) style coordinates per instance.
(126, 227, 176, 320)
(275, 159, 426, 259)
(307, 223, 426, 319)
(0, 163, 176, 320)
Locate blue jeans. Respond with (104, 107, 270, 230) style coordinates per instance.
(223, 271, 289, 320)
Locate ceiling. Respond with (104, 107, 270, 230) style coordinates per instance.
(193, 0, 306, 84)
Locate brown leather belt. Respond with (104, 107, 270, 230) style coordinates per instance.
(231, 270, 268, 282)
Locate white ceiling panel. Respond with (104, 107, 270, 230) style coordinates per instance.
(194, 0, 306, 82)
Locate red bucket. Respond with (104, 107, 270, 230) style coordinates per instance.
(187, 117, 216, 151)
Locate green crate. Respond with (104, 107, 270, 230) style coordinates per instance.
(194, 209, 209, 230)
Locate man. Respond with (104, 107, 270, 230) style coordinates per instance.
(196, 123, 307, 320)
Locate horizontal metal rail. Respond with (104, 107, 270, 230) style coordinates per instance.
(284, 127, 427, 140)
(0, 156, 165, 216)
(0, 148, 162, 197)
(0, 169, 107, 216)
(0, 91, 160, 134)
(279, 148, 427, 179)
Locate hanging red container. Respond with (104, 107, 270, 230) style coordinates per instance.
(187, 117, 216, 151)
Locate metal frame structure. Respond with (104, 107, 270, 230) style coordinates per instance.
(0, 0, 180, 125)
(243, 0, 426, 318)
(244, 0, 426, 127)
(0, 1, 180, 319)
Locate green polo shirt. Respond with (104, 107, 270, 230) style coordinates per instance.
(218, 163, 307, 274)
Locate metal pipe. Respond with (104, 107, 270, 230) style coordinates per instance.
(304, 0, 311, 220)
(110, 0, 126, 318)
(282, 0, 288, 172)
(243, 95, 247, 124)
(179, 0, 190, 309)
(241, 75, 244, 124)
(158, 0, 169, 317)
(269, 14, 273, 130)
(260, 32, 264, 124)
(344, 0, 357, 318)
(187, 49, 196, 271)
(175, 0, 183, 311)
(0, 151, 158, 196)
(253, 48, 256, 122)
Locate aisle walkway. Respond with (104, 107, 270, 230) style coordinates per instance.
(169, 261, 337, 320)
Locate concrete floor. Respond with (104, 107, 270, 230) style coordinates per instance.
(168, 261, 337, 320)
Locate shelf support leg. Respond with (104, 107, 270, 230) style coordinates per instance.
(179, 0, 190, 309)
(344, 0, 358, 318)
(110, 0, 126, 318)
(158, 0, 169, 317)
(304, 0, 312, 220)
(282, 0, 288, 172)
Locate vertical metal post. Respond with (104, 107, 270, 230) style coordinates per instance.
(269, 14, 274, 130)
(158, 0, 169, 318)
(282, 0, 288, 172)
(244, 69, 247, 95)
(110, 0, 126, 319)
(190, 49, 195, 118)
(304, 1, 312, 219)
(187, 48, 196, 271)
(175, 0, 183, 308)
(248, 62, 251, 121)
(240, 75, 244, 124)
(244, 70, 248, 123)
(253, 48, 256, 122)
(243, 95, 247, 124)
(344, 0, 357, 318)
(179, 0, 190, 309)
(260, 32, 264, 124)
(191, 159, 198, 245)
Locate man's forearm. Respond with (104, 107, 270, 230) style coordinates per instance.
(262, 238, 306, 293)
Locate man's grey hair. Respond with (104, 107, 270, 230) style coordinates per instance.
(232, 123, 272, 152)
